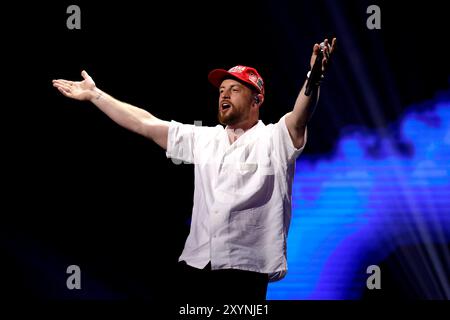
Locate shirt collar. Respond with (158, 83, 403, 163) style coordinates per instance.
(222, 120, 265, 146)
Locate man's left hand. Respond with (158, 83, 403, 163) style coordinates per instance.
(310, 37, 337, 74)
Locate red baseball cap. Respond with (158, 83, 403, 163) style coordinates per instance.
(208, 65, 265, 95)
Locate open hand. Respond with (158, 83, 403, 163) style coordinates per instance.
(52, 70, 96, 101)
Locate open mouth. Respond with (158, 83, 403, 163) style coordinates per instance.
(221, 102, 233, 112)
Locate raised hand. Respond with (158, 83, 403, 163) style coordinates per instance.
(310, 37, 337, 74)
(52, 70, 96, 101)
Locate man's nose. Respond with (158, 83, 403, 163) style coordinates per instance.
(221, 90, 230, 99)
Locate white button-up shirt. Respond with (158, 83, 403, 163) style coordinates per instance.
(166, 115, 306, 281)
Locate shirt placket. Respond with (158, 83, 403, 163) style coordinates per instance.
(210, 142, 240, 269)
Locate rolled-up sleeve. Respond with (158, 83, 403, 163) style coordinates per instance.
(165, 120, 196, 164)
(272, 114, 308, 166)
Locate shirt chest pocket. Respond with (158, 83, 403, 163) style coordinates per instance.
(229, 160, 275, 209)
(236, 158, 275, 178)
(238, 162, 258, 175)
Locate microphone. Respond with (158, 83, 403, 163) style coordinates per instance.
(305, 42, 326, 96)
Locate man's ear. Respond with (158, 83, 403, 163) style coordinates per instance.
(253, 93, 264, 106)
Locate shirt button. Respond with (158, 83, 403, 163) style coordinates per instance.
(214, 210, 219, 214)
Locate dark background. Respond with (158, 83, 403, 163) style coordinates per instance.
(1, 0, 448, 306)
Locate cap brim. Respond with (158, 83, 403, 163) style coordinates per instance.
(208, 69, 234, 88)
(208, 69, 262, 94)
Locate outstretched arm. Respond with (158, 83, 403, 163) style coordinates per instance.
(285, 38, 336, 149)
(52, 70, 169, 150)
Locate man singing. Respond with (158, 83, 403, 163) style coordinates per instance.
(52, 38, 336, 302)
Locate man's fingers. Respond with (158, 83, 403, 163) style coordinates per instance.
(57, 86, 72, 97)
(311, 37, 336, 73)
(52, 79, 70, 84)
(313, 43, 320, 55)
(81, 70, 90, 80)
(323, 44, 330, 59)
(53, 81, 70, 90)
(330, 38, 337, 53)
(53, 82, 72, 93)
(322, 57, 328, 72)
(53, 79, 73, 87)
(311, 43, 320, 67)
(57, 86, 68, 94)
(313, 37, 336, 56)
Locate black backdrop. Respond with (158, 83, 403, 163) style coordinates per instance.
(1, 0, 449, 307)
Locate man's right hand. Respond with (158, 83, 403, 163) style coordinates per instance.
(52, 70, 97, 101)
(52, 69, 169, 149)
